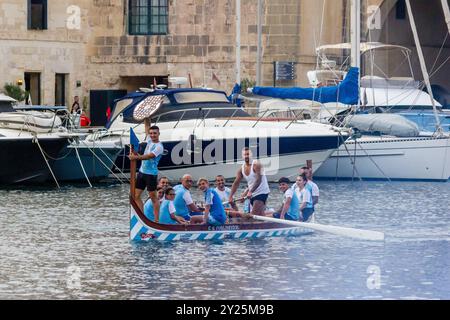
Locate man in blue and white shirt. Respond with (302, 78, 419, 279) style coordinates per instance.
(300, 166, 319, 206)
(129, 119, 164, 221)
(292, 166, 319, 207)
(191, 178, 227, 226)
(214, 175, 238, 211)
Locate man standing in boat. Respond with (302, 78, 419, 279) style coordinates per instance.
(129, 119, 164, 221)
(229, 147, 271, 216)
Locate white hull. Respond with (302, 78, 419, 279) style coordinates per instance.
(0, 111, 62, 133)
(159, 149, 334, 182)
(100, 117, 347, 181)
(314, 136, 450, 181)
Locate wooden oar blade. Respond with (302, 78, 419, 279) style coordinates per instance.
(133, 95, 164, 121)
(252, 215, 385, 241)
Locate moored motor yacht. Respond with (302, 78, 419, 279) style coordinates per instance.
(95, 88, 349, 181)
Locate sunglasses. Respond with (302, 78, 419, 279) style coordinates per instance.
(168, 193, 176, 196)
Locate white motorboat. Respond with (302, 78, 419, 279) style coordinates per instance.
(97, 88, 349, 181)
(0, 110, 63, 133)
(0, 96, 122, 185)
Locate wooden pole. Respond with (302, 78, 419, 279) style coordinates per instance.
(130, 146, 136, 201)
(188, 73, 193, 88)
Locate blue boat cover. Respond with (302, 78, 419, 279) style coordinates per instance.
(252, 67, 359, 105)
(228, 83, 243, 107)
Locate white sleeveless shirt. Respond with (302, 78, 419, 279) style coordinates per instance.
(241, 160, 270, 197)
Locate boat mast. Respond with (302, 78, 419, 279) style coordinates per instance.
(256, 0, 263, 86)
(236, 0, 241, 85)
(350, 0, 361, 70)
(441, 0, 450, 35)
(350, 0, 361, 108)
(405, 0, 443, 134)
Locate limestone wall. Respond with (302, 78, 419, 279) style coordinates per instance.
(0, 0, 349, 111)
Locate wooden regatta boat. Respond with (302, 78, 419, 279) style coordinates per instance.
(128, 157, 314, 242)
(129, 198, 314, 242)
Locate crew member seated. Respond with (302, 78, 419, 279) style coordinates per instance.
(190, 178, 227, 226)
(272, 177, 300, 221)
(173, 174, 203, 222)
(159, 187, 189, 225)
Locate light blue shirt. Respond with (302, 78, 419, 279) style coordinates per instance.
(214, 187, 231, 209)
(204, 188, 227, 224)
(159, 199, 177, 224)
(297, 184, 314, 209)
(283, 188, 300, 220)
(144, 199, 155, 221)
(139, 140, 164, 175)
(173, 184, 192, 219)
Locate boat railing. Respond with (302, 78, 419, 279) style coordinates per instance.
(149, 105, 310, 130)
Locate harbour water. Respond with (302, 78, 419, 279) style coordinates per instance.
(0, 181, 449, 299)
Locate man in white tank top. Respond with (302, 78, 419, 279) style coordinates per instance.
(229, 147, 270, 216)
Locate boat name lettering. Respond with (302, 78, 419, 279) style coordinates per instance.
(208, 225, 240, 231)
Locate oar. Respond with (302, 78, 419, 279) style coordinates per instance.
(251, 215, 385, 241)
(222, 196, 247, 206)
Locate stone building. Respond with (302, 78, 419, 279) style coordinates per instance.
(0, 0, 448, 125)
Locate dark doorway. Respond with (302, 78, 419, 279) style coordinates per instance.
(119, 76, 169, 92)
(55, 74, 67, 106)
(24, 72, 41, 105)
(89, 90, 127, 127)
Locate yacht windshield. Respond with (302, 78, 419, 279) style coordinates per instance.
(173, 92, 230, 104)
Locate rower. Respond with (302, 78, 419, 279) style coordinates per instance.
(159, 187, 189, 225)
(295, 173, 315, 222)
(299, 166, 319, 206)
(144, 186, 164, 221)
(128, 120, 164, 221)
(157, 186, 165, 203)
(272, 177, 300, 221)
(229, 147, 270, 216)
(173, 174, 202, 222)
(214, 175, 238, 211)
(158, 176, 170, 189)
(190, 178, 227, 226)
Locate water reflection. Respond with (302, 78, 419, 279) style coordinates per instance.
(0, 181, 449, 299)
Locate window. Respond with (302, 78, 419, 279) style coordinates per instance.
(28, 0, 47, 30)
(129, 0, 168, 35)
(25, 72, 41, 105)
(396, 0, 406, 20)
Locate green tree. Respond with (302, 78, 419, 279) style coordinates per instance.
(3, 83, 27, 102)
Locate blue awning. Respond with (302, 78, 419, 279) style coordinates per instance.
(252, 67, 359, 105)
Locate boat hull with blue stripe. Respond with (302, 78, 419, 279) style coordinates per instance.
(129, 197, 314, 242)
(104, 88, 349, 181)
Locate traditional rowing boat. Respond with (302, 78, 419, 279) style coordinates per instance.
(128, 151, 314, 242)
(129, 196, 314, 242)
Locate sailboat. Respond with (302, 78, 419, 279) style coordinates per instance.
(248, 0, 450, 181)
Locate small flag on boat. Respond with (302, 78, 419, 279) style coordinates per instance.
(130, 127, 140, 152)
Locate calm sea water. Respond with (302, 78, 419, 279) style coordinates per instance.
(0, 180, 449, 300)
